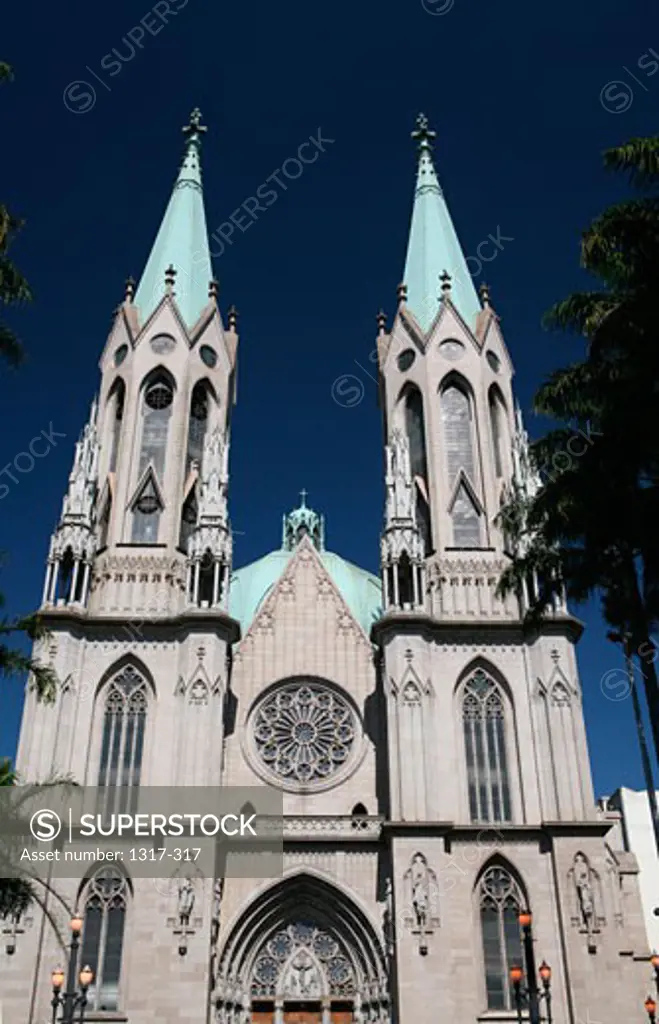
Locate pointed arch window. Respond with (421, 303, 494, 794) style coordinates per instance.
(441, 381, 476, 483)
(80, 867, 128, 1012)
(478, 864, 524, 1010)
(98, 665, 148, 814)
(138, 373, 174, 480)
(185, 381, 210, 478)
(488, 387, 507, 479)
(130, 474, 162, 543)
(463, 669, 512, 824)
(107, 379, 125, 474)
(179, 489, 198, 552)
(403, 387, 432, 554)
(451, 482, 481, 547)
(98, 495, 112, 550)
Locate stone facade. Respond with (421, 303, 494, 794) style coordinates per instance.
(1, 113, 654, 1024)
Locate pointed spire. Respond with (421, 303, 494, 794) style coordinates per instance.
(402, 114, 481, 332)
(134, 108, 214, 328)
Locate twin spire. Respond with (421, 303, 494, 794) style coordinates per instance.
(134, 108, 214, 328)
(402, 113, 482, 332)
(133, 110, 480, 335)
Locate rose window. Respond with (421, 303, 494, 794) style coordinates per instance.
(252, 681, 357, 785)
(251, 921, 355, 998)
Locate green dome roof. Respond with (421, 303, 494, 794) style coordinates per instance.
(229, 496, 382, 636)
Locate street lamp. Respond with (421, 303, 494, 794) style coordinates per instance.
(50, 915, 93, 1023)
(510, 910, 553, 1024)
(646, 995, 657, 1024)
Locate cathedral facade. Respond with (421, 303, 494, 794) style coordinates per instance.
(2, 111, 653, 1024)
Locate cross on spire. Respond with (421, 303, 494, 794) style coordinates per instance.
(411, 113, 436, 152)
(182, 108, 207, 146)
(299, 488, 308, 507)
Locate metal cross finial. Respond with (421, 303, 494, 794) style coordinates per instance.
(182, 108, 207, 141)
(299, 488, 308, 507)
(411, 113, 436, 150)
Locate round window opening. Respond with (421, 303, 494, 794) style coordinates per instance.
(114, 344, 128, 366)
(486, 350, 501, 372)
(150, 333, 176, 354)
(145, 380, 173, 410)
(439, 339, 465, 361)
(200, 345, 218, 368)
(397, 349, 416, 372)
(251, 680, 359, 789)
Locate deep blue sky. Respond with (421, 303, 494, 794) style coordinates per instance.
(1, 0, 657, 796)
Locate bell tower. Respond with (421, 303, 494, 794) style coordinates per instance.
(18, 109, 241, 786)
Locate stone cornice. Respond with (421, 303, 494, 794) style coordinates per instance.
(371, 612, 584, 644)
(35, 605, 241, 643)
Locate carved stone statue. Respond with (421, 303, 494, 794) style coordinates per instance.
(386, 428, 415, 522)
(410, 853, 429, 929)
(177, 876, 195, 925)
(573, 853, 595, 932)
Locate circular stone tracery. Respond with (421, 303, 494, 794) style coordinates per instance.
(252, 681, 357, 786)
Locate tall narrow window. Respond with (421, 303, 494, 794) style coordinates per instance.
(441, 382, 476, 483)
(442, 381, 482, 547)
(130, 474, 162, 544)
(478, 865, 524, 1010)
(138, 374, 174, 480)
(185, 381, 209, 477)
(98, 665, 147, 815)
(108, 379, 125, 474)
(80, 867, 128, 1012)
(489, 388, 506, 479)
(463, 669, 512, 823)
(98, 496, 111, 549)
(451, 483, 481, 547)
(179, 490, 198, 552)
(404, 388, 432, 554)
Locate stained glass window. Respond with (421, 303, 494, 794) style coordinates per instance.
(463, 670, 512, 824)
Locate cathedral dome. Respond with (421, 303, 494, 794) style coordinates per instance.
(229, 495, 382, 636)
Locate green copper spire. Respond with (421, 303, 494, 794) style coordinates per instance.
(134, 109, 214, 328)
(402, 114, 481, 332)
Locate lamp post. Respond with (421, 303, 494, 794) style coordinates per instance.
(510, 911, 553, 1024)
(646, 995, 657, 1024)
(50, 915, 93, 1024)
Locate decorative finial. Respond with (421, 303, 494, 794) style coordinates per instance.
(411, 113, 436, 152)
(479, 282, 491, 309)
(227, 305, 238, 331)
(124, 276, 135, 303)
(299, 488, 308, 508)
(440, 270, 452, 297)
(182, 108, 207, 144)
(165, 264, 177, 292)
(376, 309, 387, 335)
(209, 279, 218, 300)
(397, 282, 408, 306)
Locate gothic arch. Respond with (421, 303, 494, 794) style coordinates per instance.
(94, 653, 157, 700)
(75, 859, 134, 904)
(473, 856, 528, 1012)
(138, 363, 177, 395)
(394, 382, 432, 554)
(488, 383, 508, 480)
(473, 853, 528, 899)
(216, 871, 388, 1017)
(454, 656, 514, 705)
(454, 660, 519, 825)
(437, 368, 475, 400)
(75, 863, 132, 1013)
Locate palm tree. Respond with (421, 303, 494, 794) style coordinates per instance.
(0, 60, 59, 703)
(0, 759, 73, 935)
(498, 135, 659, 795)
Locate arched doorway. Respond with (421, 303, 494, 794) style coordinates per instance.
(214, 874, 389, 1024)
